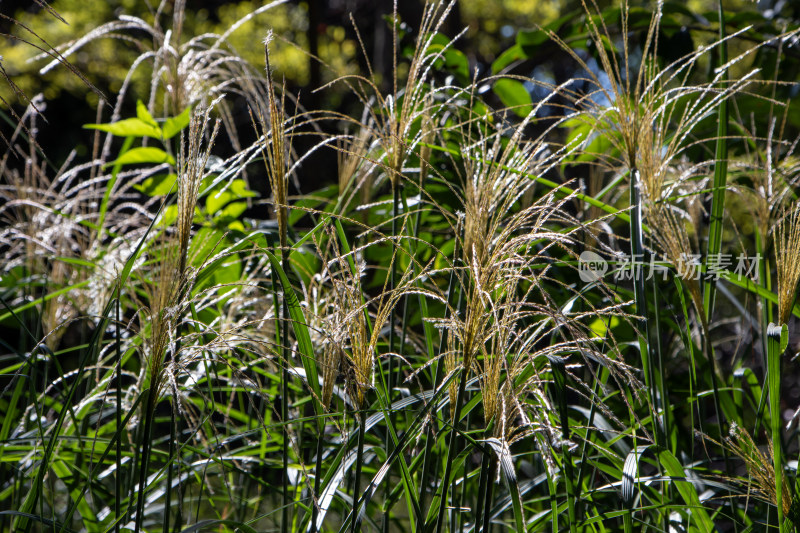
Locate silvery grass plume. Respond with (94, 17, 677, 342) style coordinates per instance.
(35, 0, 288, 159)
(0, 95, 175, 341)
(730, 23, 800, 248)
(324, 242, 387, 409)
(550, 0, 767, 218)
(255, 31, 290, 252)
(427, 81, 642, 426)
(416, 94, 436, 192)
(133, 103, 219, 399)
(306, 229, 362, 411)
(474, 272, 564, 446)
(0, 95, 110, 348)
(127, 137, 224, 531)
(319, 226, 440, 410)
(177, 106, 220, 276)
(138, 235, 181, 397)
(775, 202, 800, 326)
(736, 103, 800, 248)
(324, 0, 461, 190)
(0, 95, 87, 272)
(652, 207, 707, 322)
(298, 230, 346, 411)
(711, 423, 800, 527)
(336, 127, 375, 212)
(447, 81, 574, 270)
(433, 110, 639, 433)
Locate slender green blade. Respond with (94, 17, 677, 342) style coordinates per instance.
(265, 250, 322, 415)
(767, 323, 788, 532)
(657, 448, 714, 533)
(703, 0, 729, 321)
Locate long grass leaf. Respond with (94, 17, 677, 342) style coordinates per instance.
(265, 249, 322, 414)
(656, 449, 714, 533)
(702, 0, 729, 321)
(767, 322, 788, 532)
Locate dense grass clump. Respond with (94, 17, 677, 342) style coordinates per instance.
(2, 0, 800, 531)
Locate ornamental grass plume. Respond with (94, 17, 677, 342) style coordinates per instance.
(328, 0, 459, 191)
(324, 242, 411, 410)
(0, 95, 103, 347)
(722, 423, 799, 525)
(302, 244, 346, 411)
(177, 106, 220, 277)
(652, 208, 705, 317)
(418, 96, 435, 187)
(740, 108, 800, 248)
(133, 102, 220, 415)
(131, 102, 221, 533)
(775, 202, 800, 326)
(313, 230, 368, 409)
(550, 0, 760, 220)
(379, 0, 456, 189)
(140, 237, 181, 395)
(256, 31, 291, 253)
(454, 85, 571, 271)
(336, 127, 374, 212)
(433, 79, 641, 422)
(428, 87, 641, 449)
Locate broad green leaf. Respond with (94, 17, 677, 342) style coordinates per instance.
(516, 11, 578, 55)
(492, 78, 532, 118)
(589, 315, 619, 337)
(231, 179, 258, 198)
(83, 118, 162, 138)
(516, 28, 550, 52)
(426, 33, 469, 81)
(227, 220, 245, 231)
(161, 204, 179, 226)
(657, 448, 714, 533)
(492, 44, 527, 74)
(206, 190, 233, 216)
(220, 201, 247, 219)
(207, 180, 256, 216)
(136, 99, 158, 127)
(108, 147, 175, 167)
(134, 173, 177, 196)
(162, 106, 192, 139)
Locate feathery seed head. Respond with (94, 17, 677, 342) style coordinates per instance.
(337, 129, 373, 210)
(725, 423, 793, 518)
(775, 202, 800, 325)
(258, 36, 290, 251)
(177, 106, 220, 278)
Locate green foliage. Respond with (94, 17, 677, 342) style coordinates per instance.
(2, 1, 800, 533)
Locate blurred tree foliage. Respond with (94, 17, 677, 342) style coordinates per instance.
(2, 0, 799, 166)
(3, 0, 798, 106)
(1, 0, 359, 106)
